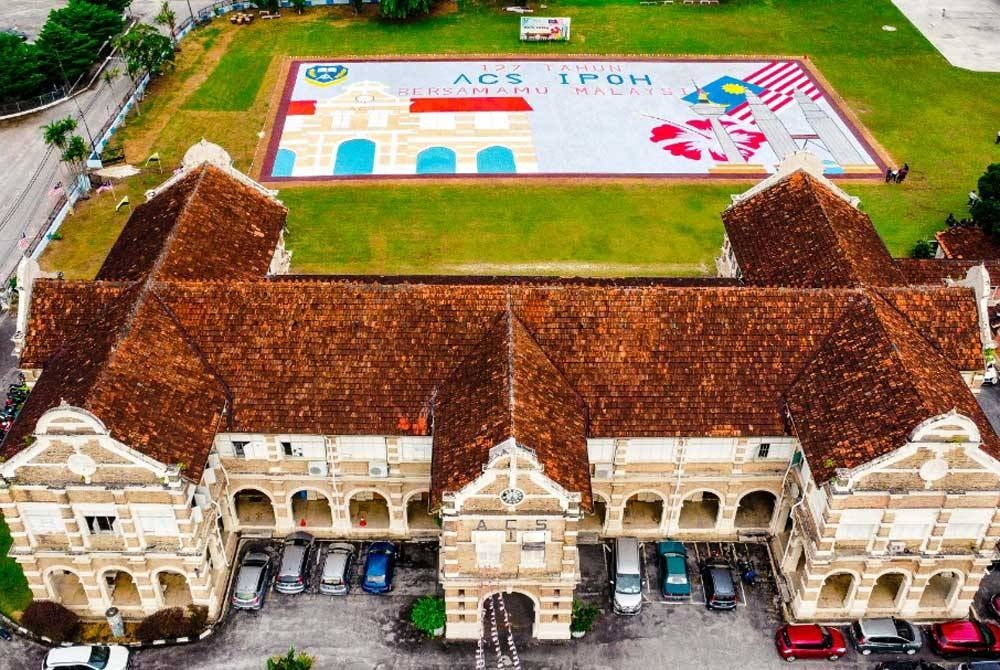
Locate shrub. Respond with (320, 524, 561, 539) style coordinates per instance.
(135, 606, 205, 642)
(267, 647, 314, 670)
(21, 600, 80, 642)
(570, 599, 599, 634)
(409, 595, 445, 636)
(912, 239, 935, 259)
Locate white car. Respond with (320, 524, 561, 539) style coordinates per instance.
(43, 645, 130, 670)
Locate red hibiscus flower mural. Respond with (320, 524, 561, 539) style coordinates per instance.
(650, 118, 767, 162)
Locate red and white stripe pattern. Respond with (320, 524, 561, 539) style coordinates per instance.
(726, 60, 822, 124)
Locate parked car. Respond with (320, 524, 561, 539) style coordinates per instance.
(231, 550, 272, 610)
(275, 531, 315, 594)
(874, 662, 947, 670)
(774, 623, 847, 662)
(44, 645, 130, 670)
(319, 542, 355, 595)
(657, 540, 690, 601)
(930, 620, 1000, 657)
(701, 560, 737, 610)
(958, 662, 1000, 670)
(362, 541, 397, 594)
(849, 617, 922, 655)
(612, 537, 643, 615)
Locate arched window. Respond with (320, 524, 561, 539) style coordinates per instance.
(477, 146, 516, 174)
(334, 139, 376, 175)
(416, 146, 457, 174)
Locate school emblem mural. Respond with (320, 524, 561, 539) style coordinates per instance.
(263, 58, 884, 179)
(304, 64, 349, 87)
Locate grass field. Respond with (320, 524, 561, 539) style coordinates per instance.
(39, 0, 1000, 278)
(0, 514, 32, 619)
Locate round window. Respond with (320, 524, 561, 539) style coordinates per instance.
(919, 458, 949, 482)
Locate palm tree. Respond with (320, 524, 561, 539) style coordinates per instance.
(154, 2, 178, 47)
(42, 117, 81, 186)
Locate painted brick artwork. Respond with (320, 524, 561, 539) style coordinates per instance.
(261, 58, 884, 179)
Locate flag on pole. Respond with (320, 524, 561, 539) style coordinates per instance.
(145, 152, 160, 166)
(95, 183, 113, 195)
(115, 196, 130, 212)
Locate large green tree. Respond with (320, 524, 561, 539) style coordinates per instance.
(0, 33, 47, 102)
(379, 0, 431, 20)
(154, 1, 178, 45)
(35, 21, 99, 84)
(86, 0, 133, 13)
(113, 23, 174, 83)
(49, 0, 124, 46)
(973, 163, 1000, 237)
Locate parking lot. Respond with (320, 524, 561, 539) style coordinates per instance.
(5, 538, 1000, 669)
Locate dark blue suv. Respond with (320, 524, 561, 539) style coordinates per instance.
(362, 541, 397, 594)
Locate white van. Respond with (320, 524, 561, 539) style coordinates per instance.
(613, 537, 642, 615)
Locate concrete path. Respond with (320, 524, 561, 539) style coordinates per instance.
(893, 0, 1000, 72)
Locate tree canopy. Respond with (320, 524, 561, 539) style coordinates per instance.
(972, 163, 1000, 238)
(114, 23, 175, 81)
(0, 33, 48, 102)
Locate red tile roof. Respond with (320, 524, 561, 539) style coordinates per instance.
(936, 226, 1000, 260)
(430, 311, 590, 510)
(787, 293, 999, 482)
(723, 171, 905, 288)
(893, 258, 987, 286)
(95, 164, 286, 282)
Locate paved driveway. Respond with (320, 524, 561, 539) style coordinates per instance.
(892, 0, 1000, 72)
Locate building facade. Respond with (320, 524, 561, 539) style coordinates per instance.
(2, 144, 1000, 642)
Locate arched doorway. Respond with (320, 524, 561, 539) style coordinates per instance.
(920, 571, 961, 610)
(272, 148, 296, 177)
(818, 573, 856, 610)
(477, 146, 516, 173)
(406, 491, 436, 531)
(157, 571, 193, 608)
(416, 146, 456, 174)
(734, 491, 777, 529)
(348, 490, 390, 529)
(869, 572, 908, 611)
(622, 492, 664, 531)
(581, 497, 607, 534)
(483, 591, 536, 643)
(234, 489, 276, 526)
(103, 569, 141, 607)
(48, 569, 87, 607)
(678, 491, 721, 529)
(334, 139, 376, 175)
(290, 489, 333, 528)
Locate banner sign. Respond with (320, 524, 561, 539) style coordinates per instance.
(519, 17, 570, 42)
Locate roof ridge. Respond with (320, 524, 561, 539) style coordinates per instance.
(799, 173, 866, 287)
(506, 291, 516, 441)
(145, 165, 210, 283)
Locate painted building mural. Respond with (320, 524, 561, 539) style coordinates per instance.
(262, 58, 884, 179)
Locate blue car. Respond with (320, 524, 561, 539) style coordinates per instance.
(362, 541, 397, 594)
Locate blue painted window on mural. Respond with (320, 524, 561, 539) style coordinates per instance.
(272, 148, 296, 177)
(334, 139, 376, 175)
(476, 146, 516, 174)
(416, 147, 457, 174)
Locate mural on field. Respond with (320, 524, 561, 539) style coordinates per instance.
(262, 59, 883, 179)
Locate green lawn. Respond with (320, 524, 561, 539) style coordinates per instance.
(40, 0, 1000, 277)
(0, 514, 32, 619)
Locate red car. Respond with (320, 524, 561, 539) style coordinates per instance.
(775, 624, 848, 662)
(930, 620, 1000, 657)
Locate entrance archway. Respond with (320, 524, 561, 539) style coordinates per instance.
(48, 569, 87, 607)
(920, 571, 961, 610)
(581, 498, 607, 534)
(290, 489, 333, 528)
(406, 491, 436, 531)
(483, 591, 536, 642)
(869, 572, 908, 610)
(734, 490, 777, 529)
(622, 492, 664, 531)
(104, 569, 141, 607)
(348, 490, 390, 529)
(416, 146, 457, 174)
(334, 139, 376, 175)
(234, 489, 276, 526)
(477, 146, 516, 173)
(678, 490, 721, 529)
(818, 573, 857, 610)
(156, 571, 193, 608)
